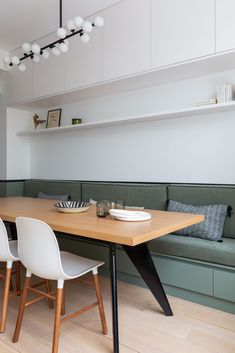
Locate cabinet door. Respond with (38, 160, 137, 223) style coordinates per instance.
(216, 0, 235, 52)
(7, 49, 33, 105)
(151, 0, 215, 68)
(65, 15, 102, 90)
(33, 34, 66, 98)
(102, 0, 151, 81)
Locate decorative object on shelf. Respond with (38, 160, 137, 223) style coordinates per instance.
(72, 118, 82, 125)
(195, 98, 217, 107)
(33, 114, 46, 130)
(46, 109, 62, 128)
(3, 0, 104, 72)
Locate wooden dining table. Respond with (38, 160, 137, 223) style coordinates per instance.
(0, 197, 204, 353)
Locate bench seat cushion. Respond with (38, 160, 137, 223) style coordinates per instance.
(149, 234, 235, 267)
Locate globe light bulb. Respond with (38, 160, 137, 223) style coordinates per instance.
(11, 56, 20, 66)
(59, 42, 68, 53)
(3, 56, 11, 64)
(67, 19, 76, 31)
(94, 16, 104, 28)
(22, 42, 31, 54)
(31, 44, 41, 54)
(57, 27, 67, 39)
(42, 49, 50, 59)
(32, 54, 40, 63)
(74, 16, 83, 28)
(18, 63, 26, 72)
(82, 21, 93, 33)
(5, 64, 12, 70)
(81, 33, 90, 44)
(52, 46, 61, 56)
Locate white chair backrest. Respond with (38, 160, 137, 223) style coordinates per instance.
(16, 217, 66, 280)
(0, 219, 15, 261)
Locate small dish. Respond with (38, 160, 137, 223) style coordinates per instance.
(54, 201, 90, 213)
(109, 209, 151, 222)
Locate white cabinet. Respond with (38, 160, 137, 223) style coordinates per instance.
(65, 16, 102, 90)
(33, 34, 66, 98)
(151, 0, 215, 68)
(102, 0, 151, 81)
(216, 0, 235, 53)
(7, 49, 33, 105)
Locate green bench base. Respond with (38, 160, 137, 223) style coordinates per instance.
(57, 234, 235, 314)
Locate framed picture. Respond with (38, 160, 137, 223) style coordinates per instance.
(46, 109, 62, 128)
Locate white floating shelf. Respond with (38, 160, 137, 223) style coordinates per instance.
(17, 101, 235, 137)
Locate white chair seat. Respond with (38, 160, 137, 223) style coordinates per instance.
(60, 251, 103, 278)
(9, 240, 19, 260)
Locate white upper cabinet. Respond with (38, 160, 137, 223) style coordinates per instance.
(102, 0, 151, 81)
(7, 49, 33, 105)
(33, 34, 66, 99)
(151, 0, 215, 68)
(65, 15, 102, 90)
(216, 0, 235, 53)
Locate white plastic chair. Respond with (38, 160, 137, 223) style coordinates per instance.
(13, 217, 107, 353)
(0, 218, 20, 333)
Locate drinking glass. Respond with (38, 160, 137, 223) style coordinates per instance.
(96, 202, 107, 217)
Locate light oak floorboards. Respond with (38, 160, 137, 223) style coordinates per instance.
(0, 276, 235, 353)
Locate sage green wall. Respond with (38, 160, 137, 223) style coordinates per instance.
(0, 181, 24, 197)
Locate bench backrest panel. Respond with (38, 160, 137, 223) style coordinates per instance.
(23, 180, 82, 201)
(82, 182, 167, 210)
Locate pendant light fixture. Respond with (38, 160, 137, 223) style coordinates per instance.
(3, 0, 104, 72)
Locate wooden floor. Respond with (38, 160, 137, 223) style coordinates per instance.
(0, 276, 235, 353)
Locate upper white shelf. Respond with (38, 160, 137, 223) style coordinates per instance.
(17, 101, 235, 137)
(11, 50, 235, 111)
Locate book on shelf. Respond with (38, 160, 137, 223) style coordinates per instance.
(217, 82, 233, 103)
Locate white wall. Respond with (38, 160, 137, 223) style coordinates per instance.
(27, 69, 235, 183)
(6, 108, 31, 179)
(0, 71, 7, 179)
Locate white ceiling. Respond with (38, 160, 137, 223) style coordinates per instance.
(0, 0, 122, 52)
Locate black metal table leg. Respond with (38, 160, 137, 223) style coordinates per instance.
(109, 243, 119, 353)
(123, 243, 173, 316)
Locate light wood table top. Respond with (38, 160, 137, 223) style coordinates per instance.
(0, 197, 204, 246)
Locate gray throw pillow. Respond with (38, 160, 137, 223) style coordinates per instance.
(167, 200, 228, 241)
(37, 192, 69, 201)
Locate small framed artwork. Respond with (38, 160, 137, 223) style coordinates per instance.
(46, 109, 62, 128)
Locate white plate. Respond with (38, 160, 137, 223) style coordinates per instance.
(109, 209, 151, 222)
(56, 206, 90, 214)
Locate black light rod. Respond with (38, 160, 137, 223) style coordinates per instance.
(17, 27, 87, 63)
(60, 0, 62, 28)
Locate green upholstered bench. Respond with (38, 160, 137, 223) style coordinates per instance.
(151, 184, 235, 267)
(3, 179, 235, 314)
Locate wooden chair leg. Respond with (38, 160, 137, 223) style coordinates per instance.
(13, 276, 31, 343)
(61, 287, 65, 316)
(52, 287, 63, 353)
(15, 261, 21, 295)
(0, 266, 12, 333)
(93, 274, 108, 335)
(45, 280, 54, 309)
